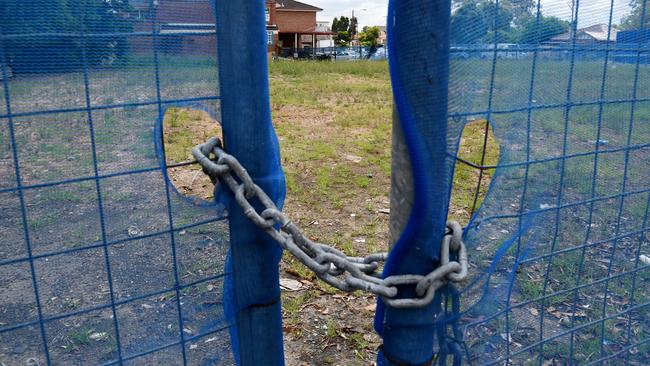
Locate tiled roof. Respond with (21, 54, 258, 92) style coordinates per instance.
(581, 24, 618, 42)
(276, 0, 322, 12)
(551, 24, 618, 42)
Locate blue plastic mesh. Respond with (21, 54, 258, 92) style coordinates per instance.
(0, 1, 235, 365)
(3, 0, 650, 365)
(448, 0, 650, 364)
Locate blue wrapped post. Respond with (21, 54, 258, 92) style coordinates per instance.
(213, 1, 286, 365)
(377, 0, 452, 365)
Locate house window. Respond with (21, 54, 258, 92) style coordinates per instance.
(267, 31, 274, 46)
(266, 7, 271, 22)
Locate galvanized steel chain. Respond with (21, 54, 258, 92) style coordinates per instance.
(193, 137, 469, 309)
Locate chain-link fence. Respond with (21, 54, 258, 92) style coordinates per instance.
(277, 46, 388, 61)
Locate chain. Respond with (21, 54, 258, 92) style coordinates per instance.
(193, 137, 469, 309)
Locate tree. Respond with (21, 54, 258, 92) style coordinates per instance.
(621, 0, 650, 30)
(334, 31, 351, 46)
(348, 16, 359, 39)
(481, 2, 514, 34)
(359, 26, 380, 46)
(501, 0, 535, 26)
(451, 1, 513, 44)
(0, 0, 133, 74)
(333, 16, 353, 46)
(359, 26, 381, 59)
(454, 0, 532, 24)
(519, 16, 570, 44)
(332, 16, 350, 32)
(451, 3, 488, 44)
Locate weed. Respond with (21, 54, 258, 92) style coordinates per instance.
(282, 290, 316, 320)
(28, 211, 60, 230)
(349, 332, 370, 351)
(68, 326, 103, 347)
(162, 107, 221, 164)
(325, 319, 342, 339)
(355, 176, 370, 189)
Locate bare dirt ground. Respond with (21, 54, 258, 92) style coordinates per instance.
(4, 60, 648, 365)
(161, 103, 497, 365)
(163, 106, 390, 366)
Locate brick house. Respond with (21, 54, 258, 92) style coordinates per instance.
(129, 0, 329, 57)
(266, 0, 334, 56)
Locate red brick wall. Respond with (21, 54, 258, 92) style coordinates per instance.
(275, 11, 317, 33)
(155, 1, 215, 24)
(130, 1, 216, 55)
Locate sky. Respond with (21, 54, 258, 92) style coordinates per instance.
(306, 0, 633, 29)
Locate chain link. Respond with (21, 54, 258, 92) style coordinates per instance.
(193, 137, 469, 309)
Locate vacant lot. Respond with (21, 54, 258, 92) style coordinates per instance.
(164, 59, 649, 365)
(268, 61, 498, 365)
(1, 56, 648, 365)
(162, 60, 498, 365)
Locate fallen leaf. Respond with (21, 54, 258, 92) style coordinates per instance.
(280, 278, 303, 292)
(363, 304, 376, 312)
(127, 225, 142, 237)
(89, 332, 108, 341)
(343, 154, 363, 163)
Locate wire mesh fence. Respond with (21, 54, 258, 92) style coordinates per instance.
(451, 0, 650, 364)
(0, 0, 648, 365)
(0, 1, 234, 365)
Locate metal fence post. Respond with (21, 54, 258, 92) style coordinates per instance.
(389, 110, 413, 247)
(213, 1, 286, 365)
(378, 0, 452, 364)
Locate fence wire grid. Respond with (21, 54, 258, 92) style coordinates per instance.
(451, 0, 650, 365)
(1, 1, 234, 365)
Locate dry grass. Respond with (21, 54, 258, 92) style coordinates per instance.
(161, 60, 498, 365)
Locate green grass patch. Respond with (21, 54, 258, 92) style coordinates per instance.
(162, 107, 221, 164)
(449, 120, 501, 221)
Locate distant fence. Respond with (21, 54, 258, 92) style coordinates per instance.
(277, 46, 388, 61)
(274, 43, 650, 64)
(451, 43, 650, 64)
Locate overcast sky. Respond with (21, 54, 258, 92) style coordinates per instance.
(307, 0, 632, 29)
